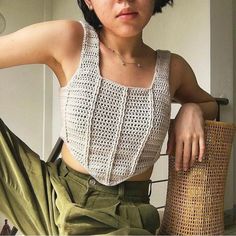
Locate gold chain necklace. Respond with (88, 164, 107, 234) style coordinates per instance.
(107, 46, 142, 68)
(100, 40, 143, 68)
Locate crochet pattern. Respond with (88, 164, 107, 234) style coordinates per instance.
(60, 21, 171, 186)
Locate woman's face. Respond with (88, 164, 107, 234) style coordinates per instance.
(84, 0, 155, 37)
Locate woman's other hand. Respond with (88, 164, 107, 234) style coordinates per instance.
(166, 103, 205, 171)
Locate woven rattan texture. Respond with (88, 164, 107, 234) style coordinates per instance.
(158, 120, 236, 235)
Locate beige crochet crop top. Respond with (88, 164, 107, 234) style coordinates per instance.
(60, 20, 172, 186)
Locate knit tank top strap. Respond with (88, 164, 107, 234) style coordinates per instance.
(154, 49, 172, 97)
(158, 49, 171, 77)
(77, 21, 99, 76)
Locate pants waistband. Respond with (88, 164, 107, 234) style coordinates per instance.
(59, 159, 152, 201)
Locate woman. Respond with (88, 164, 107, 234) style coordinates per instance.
(0, 0, 218, 235)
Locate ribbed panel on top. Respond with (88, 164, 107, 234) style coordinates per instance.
(60, 20, 171, 186)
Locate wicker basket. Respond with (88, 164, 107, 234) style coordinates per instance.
(158, 120, 236, 235)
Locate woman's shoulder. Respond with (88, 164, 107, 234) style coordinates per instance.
(157, 50, 187, 76)
(157, 49, 187, 70)
(47, 19, 84, 57)
(168, 52, 210, 104)
(167, 52, 195, 100)
(169, 52, 196, 85)
(45, 19, 84, 36)
(43, 19, 85, 87)
(169, 52, 188, 76)
(32, 19, 85, 51)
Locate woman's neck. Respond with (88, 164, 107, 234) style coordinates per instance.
(97, 28, 146, 59)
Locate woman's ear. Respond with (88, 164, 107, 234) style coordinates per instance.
(83, 0, 93, 10)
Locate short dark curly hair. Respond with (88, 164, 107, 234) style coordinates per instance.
(77, 0, 174, 29)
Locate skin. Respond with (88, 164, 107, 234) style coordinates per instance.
(0, 0, 218, 179)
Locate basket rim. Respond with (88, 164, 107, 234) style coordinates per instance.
(205, 120, 236, 128)
(170, 119, 236, 129)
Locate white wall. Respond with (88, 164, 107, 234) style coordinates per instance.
(0, 0, 53, 232)
(210, 0, 235, 212)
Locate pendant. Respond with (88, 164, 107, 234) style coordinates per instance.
(137, 63, 142, 68)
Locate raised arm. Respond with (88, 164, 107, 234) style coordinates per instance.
(0, 19, 84, 85)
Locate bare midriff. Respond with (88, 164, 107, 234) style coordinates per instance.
(61, 143, 154, 182)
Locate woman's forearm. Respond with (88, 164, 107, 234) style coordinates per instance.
(181, 101, 218, 121)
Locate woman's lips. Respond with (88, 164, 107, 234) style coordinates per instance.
(116, 12, 138, 19)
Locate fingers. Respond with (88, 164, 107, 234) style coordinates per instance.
(175, 134, 205, 172)
(183, 139, 191, 171)
(175, 140, 183, 171)
(166, 131, 175, 156)
(190, 137, 199, 167)
(198, 135, 206, 162)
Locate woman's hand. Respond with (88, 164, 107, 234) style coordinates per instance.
(166, 103, 206, 171)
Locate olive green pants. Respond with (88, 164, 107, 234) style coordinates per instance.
(0, 119, 160, 235)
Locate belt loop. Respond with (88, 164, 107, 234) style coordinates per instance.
(118, 182, 125, 200)
(60, 159, 69, 177)
(80, 176, 93, 207)
(148, 180, 153, 197)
